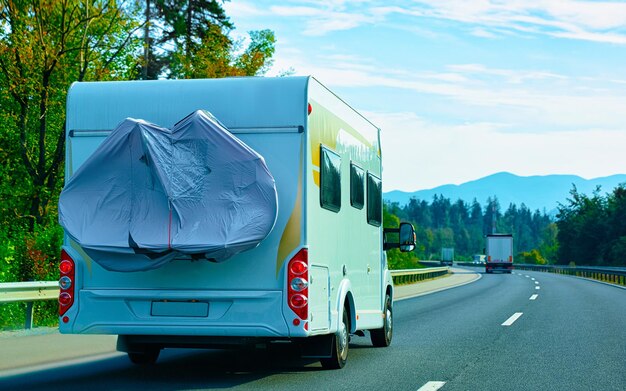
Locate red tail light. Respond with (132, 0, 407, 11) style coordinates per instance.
(288, 248, 308, 320)
(59, 249, 75, 316)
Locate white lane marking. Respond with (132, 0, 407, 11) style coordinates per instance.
(534, 281, 539, 285)
(525, 275, 530, 278)
(531, 278, 535, 281)
(502, 312, 524, 326)
(529, 294, 538, 300)
(417, 381, 447, 391)
(535, 286, 540, 290)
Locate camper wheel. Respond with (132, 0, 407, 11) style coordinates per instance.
(320, 308, 350, 369)
(128, 347, 160, 365)
(370, 293, 393, 347)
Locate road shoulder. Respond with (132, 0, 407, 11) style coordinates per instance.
(394, 267, 481, 301)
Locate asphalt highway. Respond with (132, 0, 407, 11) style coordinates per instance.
(1, 269, 624, 390)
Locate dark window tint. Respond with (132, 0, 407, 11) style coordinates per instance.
(350, 163, 364, 209)
(367, 173, 382, 226)
(320, 146, 341, 212)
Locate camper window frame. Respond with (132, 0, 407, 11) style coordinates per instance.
(349, 162, 365, 210)
(366, 172, 382, 227)
(320, 145, 342, 213)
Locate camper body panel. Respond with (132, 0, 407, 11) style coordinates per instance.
(60, 77, 389, 342)
(305, 80, 384, 334)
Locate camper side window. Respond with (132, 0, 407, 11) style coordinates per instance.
(350, 163, 364, 209)
(320, 146, 341, 212)
(367, 172, 382, 226)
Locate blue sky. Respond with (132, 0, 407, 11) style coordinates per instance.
(225, 1, 626, 191)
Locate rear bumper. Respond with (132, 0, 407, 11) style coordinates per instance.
(59, 289, 290, 338)
(486, 263, 513, 272)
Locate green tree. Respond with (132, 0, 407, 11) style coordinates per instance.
(0, 0, 141, 232)
(604, 185, 626, 265)
(556, 186, 607, 265)
(140, 0, 275, 79)
(538, 223, 558, 263)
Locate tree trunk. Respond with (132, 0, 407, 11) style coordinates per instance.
(142, 0, 151, 80)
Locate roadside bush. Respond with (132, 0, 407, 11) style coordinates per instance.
(0, 232, 19, 283)
(387, 249, 423, 270)
(0, 224, 63, 329)
(517, 249, 547, 265)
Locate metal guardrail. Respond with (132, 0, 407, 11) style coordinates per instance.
(456, 262, 626, 287)
(0, 281, 59, 329)
(0, 281, 59, 303)
(390, 266, 450, 285)
(513, 264, 626, 287)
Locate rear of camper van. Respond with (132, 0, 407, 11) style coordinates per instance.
(58, 77, 413, 368)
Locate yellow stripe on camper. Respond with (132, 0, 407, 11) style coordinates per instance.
(276, 141, 304, 276)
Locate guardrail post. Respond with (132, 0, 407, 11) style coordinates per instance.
(24, 302, 34, 329)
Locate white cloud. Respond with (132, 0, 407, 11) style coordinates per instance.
(223, 2, 268, 18)
(471, 28, 498, 38)
(367, 111, 626, 191)
(274, 54, 626, 131)
(270, 6, 321, 17)
(247, 1, 626, 44)
(404, 0, 626, 44)
(447, 63, 567, 83)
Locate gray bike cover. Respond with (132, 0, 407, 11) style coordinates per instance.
(59, 110, 278, 272)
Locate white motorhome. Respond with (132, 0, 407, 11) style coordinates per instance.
(58, 76, 415, 369)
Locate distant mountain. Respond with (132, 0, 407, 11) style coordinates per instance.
(384, 172, 626, 213)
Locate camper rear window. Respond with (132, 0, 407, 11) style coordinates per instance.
(367, 172, 382, 226)
(350, 163, 364, 209)
(320, 146, 341, 212)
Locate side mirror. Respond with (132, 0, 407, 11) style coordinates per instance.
(383, 222, 416, 252)
(399, 222, 416, 252)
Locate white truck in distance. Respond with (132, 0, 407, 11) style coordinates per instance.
(57, 76, 416, 369)
(485, 234, 514, 274)
(440, 247, 454, 266)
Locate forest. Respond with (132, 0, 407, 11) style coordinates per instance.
(384, 196, 556, 266)
(384, 183, 626, 268)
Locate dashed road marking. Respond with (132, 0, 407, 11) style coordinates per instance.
(535, 286, 540, 290)
(535, 281, 539, 285)
(417, 381, 447, 391)
(502, 312, 524, 326)
(531, 278, 535, 281)
(525, 275, 530, 278)
(529, 294, 538, 300)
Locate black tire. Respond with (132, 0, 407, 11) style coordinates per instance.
(128, 348, 160, 365)
(320, 309, 349, 369)
(370, 293, 393, 347)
